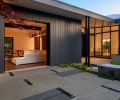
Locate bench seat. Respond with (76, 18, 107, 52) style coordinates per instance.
(98, 64, 120, 79)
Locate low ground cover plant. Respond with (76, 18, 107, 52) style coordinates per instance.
(111, 61, 120, 65)
(59, 63, 92, 72)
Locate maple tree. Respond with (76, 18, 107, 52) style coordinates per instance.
(0, 0, 40, 29)
(0, 0, 24, 26)
(0, 0, 16, 18)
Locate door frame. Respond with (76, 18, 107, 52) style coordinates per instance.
(0, 16, 5, 73)
(2, 18, 51, 72)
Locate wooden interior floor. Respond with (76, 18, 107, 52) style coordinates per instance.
(5, 60, 47, 71)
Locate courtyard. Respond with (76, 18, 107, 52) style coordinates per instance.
(0, 66, 120, 100)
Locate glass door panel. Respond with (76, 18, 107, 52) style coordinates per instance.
(90, 35, 94, 56)
(95, 34, 101, 57)
(102, 33, 110, 58)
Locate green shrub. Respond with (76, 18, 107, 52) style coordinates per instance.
(111, 61, 120, 65)
(59, 63, 92, 72)
(59, 64, 71, 68)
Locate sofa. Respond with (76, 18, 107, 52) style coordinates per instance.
(12, 50, 41, 65)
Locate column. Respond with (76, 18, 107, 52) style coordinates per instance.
(0, 16, 5, 73)
(85, 16, 90, 66)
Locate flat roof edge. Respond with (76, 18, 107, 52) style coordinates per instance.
(5, 0, 112, 21)
(55, 0, 112, 21)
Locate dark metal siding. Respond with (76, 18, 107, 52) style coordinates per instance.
(0, 16, 5, 73)
(12, 7, 82, 66)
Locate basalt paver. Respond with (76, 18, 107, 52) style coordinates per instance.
(0, 66, 120, 100)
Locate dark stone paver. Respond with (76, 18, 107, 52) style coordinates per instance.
(56, 69, 81, 77)
(22, 88, 74, 100)
(50, 66, 81, 77)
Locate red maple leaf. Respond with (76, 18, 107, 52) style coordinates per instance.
(0, 0, 25, 28)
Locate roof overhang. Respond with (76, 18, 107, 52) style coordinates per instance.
(4, 0, 112, 21)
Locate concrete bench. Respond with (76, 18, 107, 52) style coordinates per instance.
(98, 64, 120, 79)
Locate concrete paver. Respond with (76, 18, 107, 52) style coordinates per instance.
(0, 66, 120, 100)
(72, 87, 120, 100)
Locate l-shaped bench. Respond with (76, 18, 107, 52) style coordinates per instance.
(98, 64, 120, 79)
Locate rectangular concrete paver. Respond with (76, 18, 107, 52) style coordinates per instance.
(0, 66, 120, 100)
(72, 87, 120, 100)
(102, 80, 120, 92)
(50, 66, 78, 73)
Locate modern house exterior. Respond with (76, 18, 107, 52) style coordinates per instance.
(0, 0, 119, 73)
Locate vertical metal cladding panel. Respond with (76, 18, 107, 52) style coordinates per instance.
(67, 20, 70, 63)
(57, 19, 60, 64)
(13, 7, 82, 65)
(0, 16, 5, 73)
(76, 23, 82, 62)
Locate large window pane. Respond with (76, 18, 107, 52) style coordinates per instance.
(111, 31, 119, 55)
(90, 35, 94, 56)
(90, 28, 94, 34)
(103, 27, 110, 32)
(111, 26, 119, 31)
(95, 34, 101, 57)
(95, 28, 101, 33)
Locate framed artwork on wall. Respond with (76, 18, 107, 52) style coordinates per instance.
(5, 37, 13, 58)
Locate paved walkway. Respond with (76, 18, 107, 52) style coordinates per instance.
(0, 66, 120, 100)
(82, 57, 111, 65)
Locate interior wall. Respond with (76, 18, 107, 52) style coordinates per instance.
(5, 27, 34, 50)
